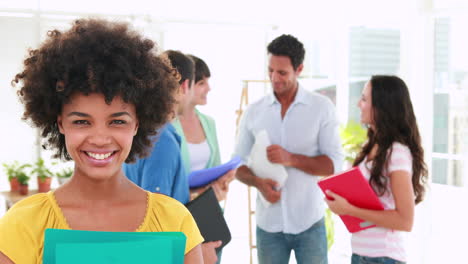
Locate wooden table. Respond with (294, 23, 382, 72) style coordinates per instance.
(1, 190, 44, 210)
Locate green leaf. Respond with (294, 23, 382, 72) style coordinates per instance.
(56, 167, 73, 178)
(339, 121, 367, 163)
(32, 158, 53, 179)
(2, 161, 31, 181)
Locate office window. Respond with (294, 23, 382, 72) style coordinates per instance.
(348, 26, 400, 123)
(432, 16, 468, 186)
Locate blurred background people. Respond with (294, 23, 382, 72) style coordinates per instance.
(173, 55, 235, 202)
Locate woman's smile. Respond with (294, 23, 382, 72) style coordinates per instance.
(57, 92, 138, 180)
(82, 150, 118, 167)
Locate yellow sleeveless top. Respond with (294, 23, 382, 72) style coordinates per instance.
(0, 191, 203, 264)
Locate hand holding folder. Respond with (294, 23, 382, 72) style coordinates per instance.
(247, 130, 288, 207)
(188, 156, 241, 188)
(318, 167, 384, 233)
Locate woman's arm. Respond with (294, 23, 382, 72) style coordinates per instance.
(201, 241, 222, 264)
(211, 169, 236, 201)
(0, 252, 14, 264)
(326, 170, 415, 231)
(184, 244, 203, 264)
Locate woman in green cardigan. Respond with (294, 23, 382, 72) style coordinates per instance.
(173, 55, 235, 202)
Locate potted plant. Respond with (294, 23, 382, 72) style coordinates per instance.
(32, 158, 53, 193)
(339, 120, 367, 167)
(55, 167, 73, 185)
(17, 171, 30, 195)
(2, 161, 30, 192)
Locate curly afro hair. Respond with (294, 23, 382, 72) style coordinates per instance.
(12, 18, 179, 163)
(267, 34, 305, 70)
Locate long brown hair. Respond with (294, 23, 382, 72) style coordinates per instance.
(353, 75, 427, 204)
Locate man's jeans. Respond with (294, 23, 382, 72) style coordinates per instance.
(351, 254, 405, 264)
(256, 218, 328, 264)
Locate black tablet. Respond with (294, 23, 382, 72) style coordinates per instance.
(185, 187, 231, 252)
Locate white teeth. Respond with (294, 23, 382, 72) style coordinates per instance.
(86, 152, 112, 160)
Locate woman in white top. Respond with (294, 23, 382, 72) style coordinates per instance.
(325, 75, 428, 264)
(172, 55, 235, 201)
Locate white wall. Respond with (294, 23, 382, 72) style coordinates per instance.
(161, 22, 269, 162)
(0, 16, 39, 191)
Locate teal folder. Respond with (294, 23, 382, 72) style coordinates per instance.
(43, 229, 186, 264)
(55, 240, 171, 264)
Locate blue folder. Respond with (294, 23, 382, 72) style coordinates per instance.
(43, 229, 186, 264)
(188, 156, 242, 188)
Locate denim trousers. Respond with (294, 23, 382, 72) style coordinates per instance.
(256, 217, 328, 264)
(216, 249, 222, 264)
(351, 254, 405, 264)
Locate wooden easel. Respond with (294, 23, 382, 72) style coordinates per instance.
(235, 80, 270, 264)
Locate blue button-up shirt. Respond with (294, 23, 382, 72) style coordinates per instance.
(234, 84, 343, 234)
(123, 123, 189, 204)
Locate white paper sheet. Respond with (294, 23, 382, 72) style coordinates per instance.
(247, 130, 288, 207)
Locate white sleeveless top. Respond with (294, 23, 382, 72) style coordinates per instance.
(187, 140, 211, 171)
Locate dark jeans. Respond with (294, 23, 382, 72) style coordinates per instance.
(351, 254, 405, 264)
(216, 249, 222, 264)
(256, 218, 328, 264)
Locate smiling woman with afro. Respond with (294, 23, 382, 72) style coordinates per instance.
(0, 18, 204, 264)
(15, 18, 179, 163)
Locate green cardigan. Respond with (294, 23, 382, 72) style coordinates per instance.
(172, 109, 221, 174)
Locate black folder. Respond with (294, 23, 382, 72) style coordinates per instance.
(185, 187, 231, 252)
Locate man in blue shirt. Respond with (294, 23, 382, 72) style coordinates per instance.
(126, 51, 229, 205)
(123, 50, 221, 264)
(124, 123, 189, 203)
(123, 50, 195, 204)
